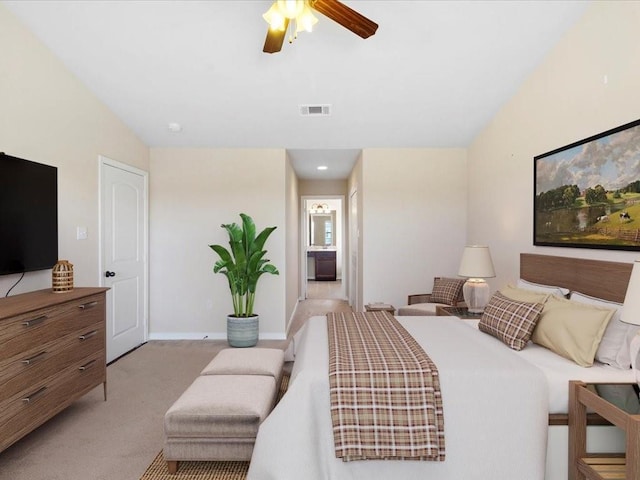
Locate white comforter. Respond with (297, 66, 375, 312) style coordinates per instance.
(461, 319, 636, 414)
(248, 316, 549, 480)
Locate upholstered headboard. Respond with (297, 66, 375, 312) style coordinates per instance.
(520, 253, 633, 303)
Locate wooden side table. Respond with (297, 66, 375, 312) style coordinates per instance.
(435, 305, 483, 319)
(569, 380, 640, 480)
(365, 303, 396, 314)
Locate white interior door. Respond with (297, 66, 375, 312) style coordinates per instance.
(100, 157, 148, 363)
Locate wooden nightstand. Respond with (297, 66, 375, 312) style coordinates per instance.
(435, 305, 483, 319)
(569, 381, 640, 480)
(365, 303, 396, 314)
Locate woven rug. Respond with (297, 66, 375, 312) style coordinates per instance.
(140, 453, 249, 480)
(140, 373, 289, 480)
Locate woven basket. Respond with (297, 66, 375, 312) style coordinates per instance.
(52, 260, 74, 293)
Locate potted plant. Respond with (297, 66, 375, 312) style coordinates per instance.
(209, 213, 279, 347)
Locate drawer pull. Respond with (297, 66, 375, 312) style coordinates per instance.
(79, 330, 98, 341)
(79, 301, 98, 310)
(79, 359, 96, 371)
(22, 315, 47, 327)
(22, 386, 47, 404)
(22, 351, 47, 365)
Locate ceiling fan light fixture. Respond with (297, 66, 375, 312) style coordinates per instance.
(262, 0, 378, 54)
(263, 2, 287, 31)
(264, 0, 316, 38)
(296, 3, 318, 34)
(276, 0, 305, 19)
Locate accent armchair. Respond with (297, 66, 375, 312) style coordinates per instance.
(397, 277, 466, 316)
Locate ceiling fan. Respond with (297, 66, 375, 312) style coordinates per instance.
(262, 0, 378, 54)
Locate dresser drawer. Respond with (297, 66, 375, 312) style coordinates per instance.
(0, 288, 107, 454)
(0, 350, 105, 450)
(0, 322, 105, 404)
(0, 294, 104, 360)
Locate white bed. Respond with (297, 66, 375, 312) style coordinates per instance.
(248, 254, 638, 480)
(462, 319, 635, 414)
(249, 315, 550, 480)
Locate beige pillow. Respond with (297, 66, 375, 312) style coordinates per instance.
(500, 284, 550, 304)
(531, 295, 615, 367)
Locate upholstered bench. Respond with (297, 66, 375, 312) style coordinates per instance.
(164, 375, 276, 474)
(163, 348, 285, 474)
(200, 347, 284, 384)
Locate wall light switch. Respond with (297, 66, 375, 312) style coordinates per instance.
(76, 226, 88, 240)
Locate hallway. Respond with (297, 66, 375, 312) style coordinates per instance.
(294, 280, 348, 335)
(306, 280, 343, 300)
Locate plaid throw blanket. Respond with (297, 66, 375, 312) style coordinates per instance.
(327, 311, 445, 462)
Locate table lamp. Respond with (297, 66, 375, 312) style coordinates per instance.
(458, 245, 496, 313)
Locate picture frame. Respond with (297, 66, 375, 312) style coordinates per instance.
(534, 118, 640, 251)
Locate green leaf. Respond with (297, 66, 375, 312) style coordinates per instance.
(209, 214, 279, 318)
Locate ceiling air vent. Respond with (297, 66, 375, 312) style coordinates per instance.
(300, 104, 331, 116)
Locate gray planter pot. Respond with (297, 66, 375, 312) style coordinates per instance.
(227, 314, 259, 347)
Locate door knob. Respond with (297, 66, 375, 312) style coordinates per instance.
(105, 271, 116, 278)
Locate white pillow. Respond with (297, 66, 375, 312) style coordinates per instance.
(570, 291, 639, 369)
(517, 278, 570, 297)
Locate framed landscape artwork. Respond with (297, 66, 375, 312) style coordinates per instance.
(534, 118, 640, 251)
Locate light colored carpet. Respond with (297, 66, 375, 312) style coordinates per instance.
(0, 340, 272, 480)
(0, 298, 348, 480)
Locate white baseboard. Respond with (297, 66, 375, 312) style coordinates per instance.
(148, 332, 287, 341)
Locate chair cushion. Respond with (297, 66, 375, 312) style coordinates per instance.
(200, 347, 284, 380)
(397, 303, 443, 316)
(164, 375, 276, 438)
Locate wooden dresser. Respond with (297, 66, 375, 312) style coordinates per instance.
(0, 287, 108, 453)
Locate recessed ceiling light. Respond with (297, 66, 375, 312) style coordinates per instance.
(317, 165, 328, 170)
(168, 122, 182, 133)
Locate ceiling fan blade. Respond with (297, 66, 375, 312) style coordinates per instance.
(263, 19, 290, 54)
(309, 0, 378, 39)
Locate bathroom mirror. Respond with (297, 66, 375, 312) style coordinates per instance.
(309, 212, 336, 246)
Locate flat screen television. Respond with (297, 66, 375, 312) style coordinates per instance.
(0, 153, 58, 276)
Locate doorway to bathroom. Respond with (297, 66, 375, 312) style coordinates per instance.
(301, 196, 345, 300)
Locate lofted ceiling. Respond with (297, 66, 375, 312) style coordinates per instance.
(3, 0, 589, 179)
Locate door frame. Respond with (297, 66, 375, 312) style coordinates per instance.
(299, 195, 346, 300)
(348, 188, 359, 310)
(98, 155, 150, 350)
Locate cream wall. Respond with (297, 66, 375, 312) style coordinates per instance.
(284, 154, 300, 333)
(148, 148, 287, 339)
(299, 179, 348, 196)
(359, 149, 468, 311)
(468, 0, 640, 290)
(9, 0, 637, 336)
(347, 155, 364, 309)
(0, 4, 149, 296)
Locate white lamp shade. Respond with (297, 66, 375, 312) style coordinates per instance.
(458, 245, 496, 279)
(621, 260, 640, 326)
